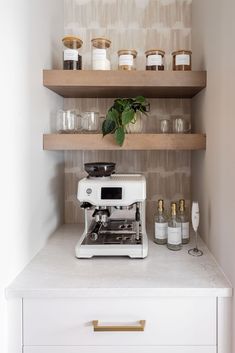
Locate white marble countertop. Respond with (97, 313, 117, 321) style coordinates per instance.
(7, 224, 232, 298)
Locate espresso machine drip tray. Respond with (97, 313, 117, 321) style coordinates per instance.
(82, 220, 142, 245)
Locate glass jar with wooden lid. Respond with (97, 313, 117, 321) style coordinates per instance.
(118, 49, 137, 70)
(62, 36, 83, 70)
(172, 50, 192, 71)
(91, 37, 111, 70)
(145, 49, 165, 71)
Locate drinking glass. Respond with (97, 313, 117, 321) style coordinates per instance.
(81, 111, 100, 132)
(56, 109, 82, 133)
(172, 117, 191, 133)
(159, 119, 171, 133)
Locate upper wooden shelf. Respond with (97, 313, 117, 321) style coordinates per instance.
(43, 133, 206, 151)
(43, 70, 206, 98)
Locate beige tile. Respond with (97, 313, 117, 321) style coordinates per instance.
(63, 0, 192, 223)
(146, 171, 190, 200)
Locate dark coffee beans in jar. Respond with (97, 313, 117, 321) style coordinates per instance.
(62, 36, 83, 70)
(172, 50, 192, 71)
(145, 49, 165, 71)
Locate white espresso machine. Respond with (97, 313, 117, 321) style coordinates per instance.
(75, 163, 148, 259)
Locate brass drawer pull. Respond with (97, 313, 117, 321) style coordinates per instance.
(92, 320, 146, 332)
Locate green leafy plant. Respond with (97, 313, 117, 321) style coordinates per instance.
(102, 96, 150, 146)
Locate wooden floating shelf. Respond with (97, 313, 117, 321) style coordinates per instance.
(43, 70, 206, 98)
(43, 134, 206, 151)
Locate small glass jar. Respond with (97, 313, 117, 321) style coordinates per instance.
(145, 49, 165, 71)
(118, 49, 137, 71)
(172, 50, 192, 71)
(159, 119, 171, 133)
(56, 109, 82, 133)
(125, 111, 144, 133)
(62, 36, 83, 70)
(91, 37, 111, 70)
(172, 117, 191, 133)
(81, 112, 100, 132)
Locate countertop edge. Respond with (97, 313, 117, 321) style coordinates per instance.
(6, 287, 233, 299)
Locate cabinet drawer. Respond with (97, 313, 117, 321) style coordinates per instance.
(23, 297, 216, 346)
(24, 346, 216, 353)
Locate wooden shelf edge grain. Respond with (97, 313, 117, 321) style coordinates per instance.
(43, 133, 206, 151)
(43, 70, 207, 98)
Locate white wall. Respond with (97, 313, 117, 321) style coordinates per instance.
(0, 0, 64, 352)
(192, 0, 235, 350)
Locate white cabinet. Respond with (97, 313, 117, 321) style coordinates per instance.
(7, 226, 232, 353)
(23, 297, 216, 351)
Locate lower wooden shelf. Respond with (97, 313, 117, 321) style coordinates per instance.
(43, 133, 206, 151)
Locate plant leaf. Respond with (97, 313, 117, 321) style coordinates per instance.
(121, 109, 135, 125)
(113, 99, 126, 112)
(102, 119, 116, 136)
(115, 99, 126, 107)
(139, 106, 148, 115)
(135, 96, 146, 104)
(115, 127, 125, 146)
(107, 108, 119, 121)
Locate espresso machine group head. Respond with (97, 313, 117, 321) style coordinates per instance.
(75, 163, 148, 258)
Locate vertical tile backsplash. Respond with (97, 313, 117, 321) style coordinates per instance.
(63, 0, 192, 224)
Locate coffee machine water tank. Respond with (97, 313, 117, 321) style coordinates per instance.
(77, 174, 146, 207)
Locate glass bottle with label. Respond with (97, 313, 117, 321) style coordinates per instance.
(91, 37, 111, 70)
(167, 202, 182, 251)
(178, 199, 190, 244)
(62, 36, 83, 70)
(154, 199, 168, 245)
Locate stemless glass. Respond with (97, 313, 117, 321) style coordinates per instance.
(126, 112, 144, 133)
(159, 119, 171, 133)
(56, 109, 82, 133)
(81, 111, 100, 132)
(172, 117, 191, 133)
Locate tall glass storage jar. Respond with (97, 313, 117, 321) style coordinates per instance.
(62, 36, 83, 70)
(91, 37, 111, 70)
